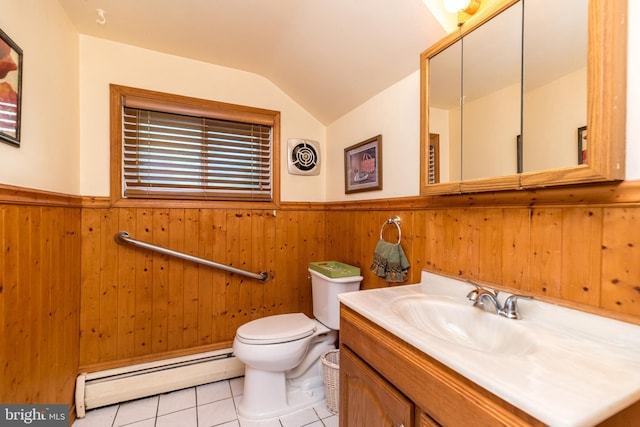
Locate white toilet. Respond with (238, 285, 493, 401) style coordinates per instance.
(232, 268, 362, 420)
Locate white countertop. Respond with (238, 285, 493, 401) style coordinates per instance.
(338, 271, 640, 427)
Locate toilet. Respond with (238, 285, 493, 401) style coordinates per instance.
(232, 268, 362, 420)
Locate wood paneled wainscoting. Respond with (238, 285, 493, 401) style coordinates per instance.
(0, 186, 82, 410)
(79, 203, 327, 371)
(324, 181, 640, 324)
(4, 180, 639, 421)
(80, 182, 640, 371)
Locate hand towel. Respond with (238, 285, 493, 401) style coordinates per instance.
(370, 239, 410, 282)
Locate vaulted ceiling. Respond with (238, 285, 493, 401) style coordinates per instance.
(57, 0, 447, 124)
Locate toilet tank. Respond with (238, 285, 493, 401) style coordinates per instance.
(309, 268, 363, 330)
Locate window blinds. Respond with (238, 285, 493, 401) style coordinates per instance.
(428, 144, 437, 184)
(122, 107, 273, 201)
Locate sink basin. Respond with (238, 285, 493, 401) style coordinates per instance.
(340, 271, 640, 426)
(391, 295, 536, 355)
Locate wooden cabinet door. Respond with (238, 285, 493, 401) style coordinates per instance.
(340, 346, 413, 427)
(416, 410, 440, 427)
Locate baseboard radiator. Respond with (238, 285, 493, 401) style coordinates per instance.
(75, 348, 244, 418)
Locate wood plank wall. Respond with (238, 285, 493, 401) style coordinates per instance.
(325, 183, 640, 322)
(79, 182, 640, 371)
(3, 180, 639, 400)
(79, 206, 326, 370)
(0, 187, 81, 410)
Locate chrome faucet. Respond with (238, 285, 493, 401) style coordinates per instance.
(502, 294, 533, 319)
(466, 284, 532, 319)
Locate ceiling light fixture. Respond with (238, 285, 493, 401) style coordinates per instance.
(443, 0, 481, 15)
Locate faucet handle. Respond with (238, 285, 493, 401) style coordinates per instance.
(466, 282, 498, 305)
(465, 281, 492, 300)
(503, 294, 532, 319)
(466, 283, 481, 301)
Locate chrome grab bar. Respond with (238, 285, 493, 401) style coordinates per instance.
(114, 231, 270, 283)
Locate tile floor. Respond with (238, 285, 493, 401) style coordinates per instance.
(72, 377, 338, 427)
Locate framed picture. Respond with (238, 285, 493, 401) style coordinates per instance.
(0, 28, 23, 147)
(578, 126, 587, 165)
(344, 135, 382, 194)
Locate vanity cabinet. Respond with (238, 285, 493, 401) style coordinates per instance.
(340, 304, 640, 426)
(341, 347, 413, 426)
(416, 411, 439, 427)
(342, 342, 441, 427)
(339, 304, 539, 426)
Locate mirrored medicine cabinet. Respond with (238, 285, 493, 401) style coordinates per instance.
(420, 0, 627, 195)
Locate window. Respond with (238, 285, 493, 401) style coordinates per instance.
(110, 85, 280, 205)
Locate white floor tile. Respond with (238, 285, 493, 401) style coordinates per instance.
(158, 387, 197, 415)
(113, 395, 158, 426)
(156, 407, 198, 427)
(230, 376, 244, 396)
(72, 405, 118, 427)
(322, 415, 339, 427)
(237, 416, 282, 427)
(231, 393, 242, 410)
(197, 397, 238, 427)
(73, 378, 337, 427)
(279, 407, 320, 427)
(197, 380, 233, 405)
(313, 403, 333, 419)
(122, 419, 156, 427)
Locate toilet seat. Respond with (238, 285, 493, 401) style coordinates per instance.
(236, 313, 317, 344)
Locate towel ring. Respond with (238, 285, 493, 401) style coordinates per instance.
(379, 216, 401, 245)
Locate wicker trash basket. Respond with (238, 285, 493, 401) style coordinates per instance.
(321, 349, 340, 414)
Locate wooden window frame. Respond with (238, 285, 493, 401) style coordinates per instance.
(110, 84, 281, 208)
(428, 133, 440, 184)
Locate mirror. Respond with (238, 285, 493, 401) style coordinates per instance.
(461, 2, 522, 181)
(420, 0, 626, 195)
(428, 40, 462, 184)
(522, 0, 588, 173)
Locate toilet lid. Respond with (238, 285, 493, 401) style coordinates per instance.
(236, 313, 316, 344)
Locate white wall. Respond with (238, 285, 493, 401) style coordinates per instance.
(1, 2, 638, 199)
(462, 83, 521, 180)
(524, 68, 586, 172)
(450, 69, 586, 180)
(0, 0, 79, 194)
(78, 36, 326, 201)
(327, 3, 640, 198)
(326, 72, 421, 201)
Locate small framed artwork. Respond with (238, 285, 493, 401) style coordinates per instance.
(344, 135, 382, 194)
(0, 27, 23, 147)
(578, 126, 587, 165)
